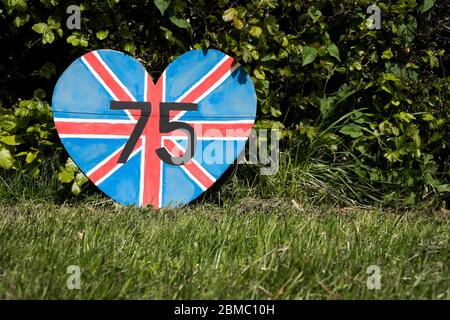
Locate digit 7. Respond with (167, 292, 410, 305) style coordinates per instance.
(110, 101, 151, 164)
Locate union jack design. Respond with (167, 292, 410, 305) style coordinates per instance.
(52, 49, 257, 208)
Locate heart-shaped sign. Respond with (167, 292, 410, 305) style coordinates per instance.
(52, 49, 257, 208)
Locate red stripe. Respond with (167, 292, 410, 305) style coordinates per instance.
(180, 57, 235, 103)
(55, 121, 135, 136)
(166, 122, 253, 138)
(83, 52, 139, 120)
(164, 139, 215, 190)
(170, 57, 236, 120)
(89, 139, 142, 184)
(141, 74, 163, 207)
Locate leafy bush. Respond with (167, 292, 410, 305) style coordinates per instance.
(0, 0, 448, 205)
(0, 89, 55, 175)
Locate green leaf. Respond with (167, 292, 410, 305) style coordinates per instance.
(339, 124, 363, 138)
(169, 16, 191, 30)
(384, 150, 401, 162)
(159, 26, 174, 41)
(80, 37, 89, 47)
(0, 146, 14, 169)
(71, 181, 82, 195)
(75, 171, 89, 186)
(270, 106, 282, 117)
(352, 61, 362, 70)
(326, 43, 340, 61)
(58, 167, 75, 183)
(154, 0, 171, 16)
(30, 167, 40, 178)
(308, 7, 322, 23)
(394, 111, 416, 123)
(124, 42, 135, 52)
(253, 66, 265, 80)
(302, 46, 317, 66)
(96, 30, 109, 40)
(13, 14, 29, 27)
(397, 17, 417, 44)
(25, 151, 38, 164)
(319, 97, 332, 117)
(1, 119, 17, 132)
(249, 26, 262, 38)
(47, 16, 60, 28)
(39, 62, 56, 79)
(1, 135, 24, 145)
(42, 29, 55, 44)
(382, 48, 393, 60)
(65, 158, 78, 172)
(32, 23, 47, 34)
(67, 34, 80, 46)
(34, 88, 46, 100)
(5, 0, 27, 12)
(436, 184, 450, 192)
(232, 16, 244, 30)
(222, 8, 237, 22)
(381, 85, 392, 94)
(420, 0, 435, 13)
(382, 73, 398, 82)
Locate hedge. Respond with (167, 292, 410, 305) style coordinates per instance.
(0, 0, 448, 205)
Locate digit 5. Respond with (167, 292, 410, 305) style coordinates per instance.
(156, 102, 198, 165)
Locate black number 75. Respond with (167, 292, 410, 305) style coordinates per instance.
(110, 101, 198, 165)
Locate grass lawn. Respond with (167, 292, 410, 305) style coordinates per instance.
(0, 199, 448, 299)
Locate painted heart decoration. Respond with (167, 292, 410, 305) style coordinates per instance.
(52, 49, 257, 208)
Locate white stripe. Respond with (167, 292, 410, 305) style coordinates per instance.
(162, 70, 166, 102)
(175, 55, 229, 103)
(170, 139, 216, 184)
(59, 134, 129, 139)
(81, 56, 118, 101)
(166, 136, 249, 141)
(94, 163, 123, 186)
(172, 57, 238, 122)
(190, 157, 216, 184)
(139, 135, 145, 206)
(144, 73, 148, 103)
(54, 118, 137, 124)
(158, 138, 164, 208)
(54, 118, 253, 125)
(184, 120, 254, 124)
(156, 71, 166, 208)
(179, 165, 207, 191)
(162, 138, 208, 190)
(86, 144, 126, 177)
(193, 63, 240, 104)
(94, 146, 142, 186)
(81, 53, 135, 121)
(92, 51, 137, 102)
(140, 73, 148, 207)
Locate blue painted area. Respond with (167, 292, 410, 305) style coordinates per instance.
(179, 66, 257, 122)
(171, 139, 246, 180)
(98, 151, 142, 206)
(98, 50, 146, 102)
(162, 163, 203, 207)
(53, 58, 112, 119)
(165, 49, 226, 102)
(197, 140, 247, 178)
(52, 50, 143, 120)
(165, 50, 257, 122)
(60, 138, 126, 173)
